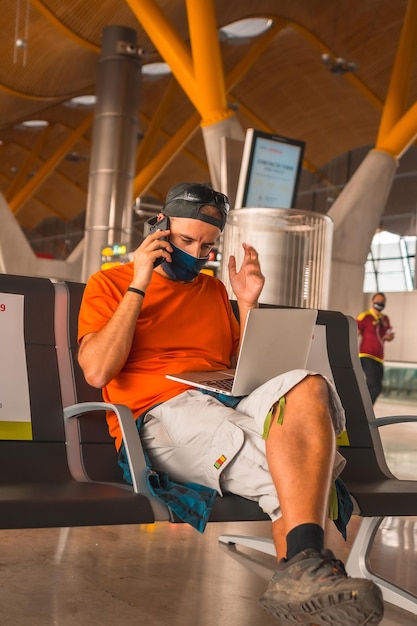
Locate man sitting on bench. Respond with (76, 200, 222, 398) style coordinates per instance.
(77, 182, 383, 625)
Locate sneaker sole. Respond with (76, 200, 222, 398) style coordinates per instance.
(259, 586, 384, 625)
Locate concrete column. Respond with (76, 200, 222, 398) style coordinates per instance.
(327, 149, 398, 316)
(0, 192, 83, 280)
(0, 192, 36, 275)
(82, 26, 141, 281)
(201, 116, 245, 191)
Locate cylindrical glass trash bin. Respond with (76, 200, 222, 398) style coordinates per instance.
(220, 208, 333, 308)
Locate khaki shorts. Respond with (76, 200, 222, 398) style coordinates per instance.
(140, 370, 346, 522)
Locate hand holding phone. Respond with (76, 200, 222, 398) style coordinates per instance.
(148, 215, 170, 267)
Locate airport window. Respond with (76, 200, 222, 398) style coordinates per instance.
(363, 231, 416, 293)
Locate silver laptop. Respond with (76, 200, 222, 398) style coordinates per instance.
(166, 308, 318, 397)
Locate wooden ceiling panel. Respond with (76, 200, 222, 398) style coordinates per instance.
(230, 27, 381, 167)
(0, 0, 414, 246)
(0, 4, 99, 98)
(31, 171, 87, 220)
(16, 196, 55, 229)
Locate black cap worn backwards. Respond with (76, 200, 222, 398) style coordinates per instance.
(162, 182, 230, 231)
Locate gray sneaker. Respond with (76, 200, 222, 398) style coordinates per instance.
(259, 548, 384, 625)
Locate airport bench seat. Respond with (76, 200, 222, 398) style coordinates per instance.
(0, 274, 269, 529)
(0, 274, 156, 529)
(1, 273, 417, 616)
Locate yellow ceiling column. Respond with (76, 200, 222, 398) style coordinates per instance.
(186, 0, 233, 126)
(186, 0, 243, 188)
(132, 17, 285, 197)
(126, 0, 240, 191)
(378, 100, 417, 159)
(326, 1, 417, 316)
(126, 0, 234, 126)
(376, 0, 417, 155)
(124, 0, 199, 110)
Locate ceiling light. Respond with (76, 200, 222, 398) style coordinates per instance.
(15, 38, 27, 49)
(16, 120, 49, 129)
(141, 62, 171, 80)
(65, 95, 97, 108)
(220, 18, 273, 42)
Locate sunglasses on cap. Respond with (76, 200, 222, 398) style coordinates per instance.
(173, 184, 230, 216)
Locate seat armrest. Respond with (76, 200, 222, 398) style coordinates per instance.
(63, 401, 148, 495)
(370, 415, 417, 428)
(64, 401, 171, 521)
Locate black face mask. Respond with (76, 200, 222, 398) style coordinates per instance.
(373, 301, 385, 312)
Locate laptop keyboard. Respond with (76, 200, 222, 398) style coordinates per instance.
(200, 378, 234, 392)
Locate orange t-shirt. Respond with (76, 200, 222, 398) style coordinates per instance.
(78, 263, 240, 450)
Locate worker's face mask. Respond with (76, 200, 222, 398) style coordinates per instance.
(162, 242, 208, 282)
(373, 301, 385, 312)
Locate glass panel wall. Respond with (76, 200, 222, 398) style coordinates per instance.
(363, 231, 416, 293)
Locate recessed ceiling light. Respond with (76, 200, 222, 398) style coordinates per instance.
(142, 62, 171, 80)
(65, 95, 97, 108)
(220, 18, 273, 41)
(17, 120, 49, 129)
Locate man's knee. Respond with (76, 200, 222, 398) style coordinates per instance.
(291, 374, 329, 404)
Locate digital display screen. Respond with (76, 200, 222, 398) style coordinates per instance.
(235, 129, 305, 209)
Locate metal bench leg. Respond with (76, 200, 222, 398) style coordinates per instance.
(218, 534, 276, 556)
(346, 516, 417, 615)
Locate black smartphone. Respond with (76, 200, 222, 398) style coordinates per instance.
(148, 215, 170, 267)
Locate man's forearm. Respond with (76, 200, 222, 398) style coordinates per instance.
(78, 290, 144, 388)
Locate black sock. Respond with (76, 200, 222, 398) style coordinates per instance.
(286, 523, 324, 561)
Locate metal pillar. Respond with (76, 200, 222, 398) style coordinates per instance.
(82, 25, 141, 281)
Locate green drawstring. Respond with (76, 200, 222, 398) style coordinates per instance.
(328, 481, 339, 521)
(276, 395, 285, 425)
(261, 396, 339, 524)
(262, 396, 286, 439)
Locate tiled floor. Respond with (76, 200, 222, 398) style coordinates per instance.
(0, 397, 416, 625)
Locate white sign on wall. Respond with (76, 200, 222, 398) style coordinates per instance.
(0, 293, 32, 439)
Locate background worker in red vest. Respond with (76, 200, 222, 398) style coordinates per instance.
(357, 292, 395, 404)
